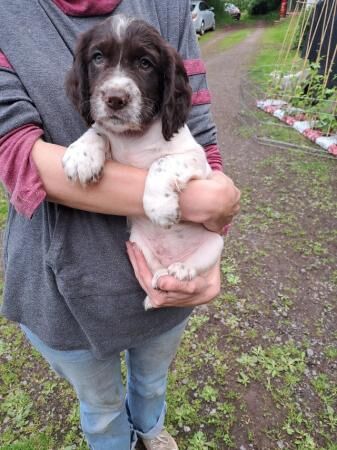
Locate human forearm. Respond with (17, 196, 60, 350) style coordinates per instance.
(31, 139, 240, 225)
(31, 139, 146, 216)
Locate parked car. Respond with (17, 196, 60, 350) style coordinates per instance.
(190, 1, 216, 35)
(224, 2, 241, 20)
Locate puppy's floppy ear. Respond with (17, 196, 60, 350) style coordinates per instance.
(161, 45, 192, 141)
(66, 30, 94, 125)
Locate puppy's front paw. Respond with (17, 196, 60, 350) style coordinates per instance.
(168, 262, 197, 281)
(143, 194, 181, 228)
(62, 140, 106, 185)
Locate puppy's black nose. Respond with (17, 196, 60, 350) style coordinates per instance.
(104, 90, 130, 110)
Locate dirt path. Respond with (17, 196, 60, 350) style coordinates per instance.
(201, 28, 265, 177)
(193, 28, 337, 449)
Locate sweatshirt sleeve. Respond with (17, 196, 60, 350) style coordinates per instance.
(177, 1, 223, 171)
(0, 51, 46, 218)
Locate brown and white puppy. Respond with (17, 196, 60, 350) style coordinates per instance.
(63, 15, 223, 309)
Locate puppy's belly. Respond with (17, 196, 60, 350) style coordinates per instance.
(130, 217, 222, 272)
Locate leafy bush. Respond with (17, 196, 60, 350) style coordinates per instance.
(208, 0, 280, 17)
(292, 8, 313, 50)
(207, 0, 227, 15)
(248, 0, 281, 15)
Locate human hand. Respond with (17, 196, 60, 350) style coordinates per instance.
(126, 242, 221, 308)
(180, 171, 241, 234)
(203, 171, 241, 233)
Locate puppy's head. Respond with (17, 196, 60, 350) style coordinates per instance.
(66, 15, 191, 140)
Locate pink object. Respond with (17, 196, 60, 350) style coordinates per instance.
(222, 224, 231, 235)
(183, 59, 206, 76)
(204, 144, 223, 171)
(258, 99, 337, 157)
(0, 51, 13, 70)
(192, 89, 211, 106)
(328, 144, 337, 156)
(52, 0, 121, 16)
(292, 113, 307, 121)
(303, 128, 323, 141)
(0, 125, 46, 218)
(265, 105, 278, 114)
(282, 115, 296, 126)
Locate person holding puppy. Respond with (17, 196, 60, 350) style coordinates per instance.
(0, 1, 240, 449)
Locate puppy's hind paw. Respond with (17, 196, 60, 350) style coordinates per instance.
(144, 296, 154, 311)
(168, 263, 197, 281)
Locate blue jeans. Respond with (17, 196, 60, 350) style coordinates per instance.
(21, 319, 188, 450)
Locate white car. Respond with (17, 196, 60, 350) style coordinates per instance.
(224, 3, 241, 20)
(191, 1, 216, 35)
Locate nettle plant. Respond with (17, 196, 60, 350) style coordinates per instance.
(285, 62, 337, 135)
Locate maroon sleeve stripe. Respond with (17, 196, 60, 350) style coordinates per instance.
(183, 59, 206, 76)
(0, 124, 46, 218)
(0, 51, 13, 70)
(204, 143, 223, 171)
(52, 0, 121, 16)
(192, 89, 211, 106)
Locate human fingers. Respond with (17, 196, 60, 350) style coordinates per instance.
(155, 274, 207, 297)
(127, 243, 221, 309)
(211, 172, 241, 206)
(202, 174, 240, 232)
(126, 243, 178, 308)
(154, 277, 220, 307)
(154, 260, 221, 306)
(126, 241, 152, 292)
(127, 242, 206, 297)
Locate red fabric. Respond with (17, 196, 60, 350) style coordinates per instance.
(303, 128, 323, 141)
(52, 0, 121, 16)
(328, 144, 337, 156)
(0, 125, 46, 218)
(192, 89, 211, 106)
(204, 144, 222, 171)
(0, 51, 13, 70)
(264, 105, 278, 114)
(282, 115, 296, 126)
(183, 59, 206, 76)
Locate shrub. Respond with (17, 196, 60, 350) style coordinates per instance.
(248, 0, 281, 15)
(207, 0, 280, 17)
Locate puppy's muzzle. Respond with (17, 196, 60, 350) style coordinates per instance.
(102, 88, 131, 111)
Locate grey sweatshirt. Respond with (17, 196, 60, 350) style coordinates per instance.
(0, 0, 218, 358)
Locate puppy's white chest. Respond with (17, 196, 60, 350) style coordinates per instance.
(110, 142, 162, 169)
(101, 121, 205, 170)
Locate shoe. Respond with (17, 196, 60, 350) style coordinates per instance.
(142, 429, 178, 450)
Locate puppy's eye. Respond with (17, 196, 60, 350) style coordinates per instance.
(139, 57, 152, 70)
(92, 51, 104, 65)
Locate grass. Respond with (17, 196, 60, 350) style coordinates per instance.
(249, 17, 300, 85)
(1, 143, 336, 449)
(218, 28, 252, 51)
(240, 10, 280, 23)
(0, 188, 8, 229)
(244, 16, 336, 155)
(216, 10, 280, 28)
(199, 9, 279, 45)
